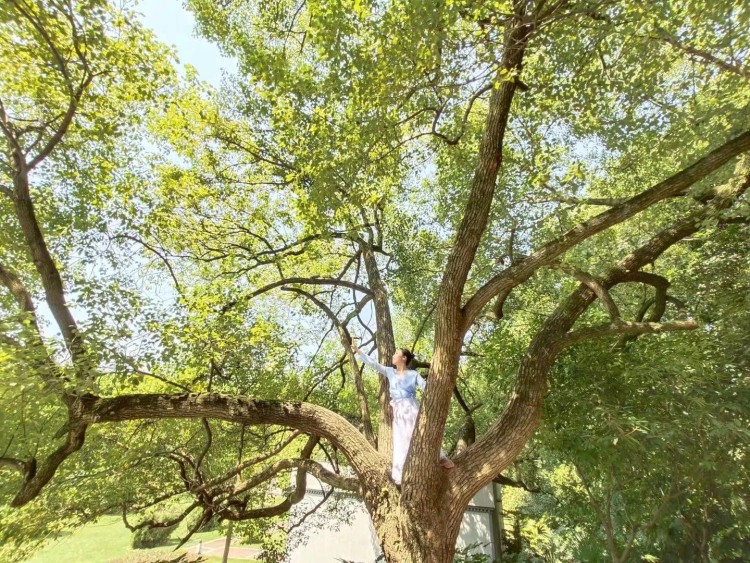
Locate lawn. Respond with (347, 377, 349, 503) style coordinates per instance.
(25, 515, 258, 563)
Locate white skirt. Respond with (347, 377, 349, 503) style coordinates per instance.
(390, 398, 420, 484)
(390, 398, 448, 484)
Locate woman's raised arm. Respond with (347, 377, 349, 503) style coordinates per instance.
(351, 340, 390, 376)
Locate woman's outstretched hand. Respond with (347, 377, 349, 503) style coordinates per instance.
(350, 338, 360, 355)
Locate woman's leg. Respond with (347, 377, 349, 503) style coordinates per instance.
(390, 398, 419, 484)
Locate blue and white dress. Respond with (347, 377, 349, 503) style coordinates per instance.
(356, 351, 447, 484)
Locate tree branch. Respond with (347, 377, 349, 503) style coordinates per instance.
(11, 422, 86, 507)
(493, 472, 541, 493)
(0, 261, 63, 384)
(190, 431, 302, 496)
(12, 163, 89, 375)
(613, 271, 672, 350)
(656, 28, 750, 80)
(549, 262, 620, 320)
(463, 130, 750, 329)
(75, 393, 381, 476)
(222, 276, 373, 313)
(283, 287, 375, 446)
(116, 234, 183, 295)
(416, 0, 534, 486)
(0, 456, 33, 478)
(557, 320, 697, 348)
(0, 261, 37, 316)
(452, 155, 750, 501)
(359, 241, 396, 458)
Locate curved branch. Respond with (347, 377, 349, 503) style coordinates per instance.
(557, 320, 697, 348)
(11, 422, 86, 507)
(191, 431, 302, 495)
(10, 387, 384, 508)
(219, 438, 358, 521)
(229, 458, 359, 499)
(283, 287, 375, 446)
(224, 436, 319, 500)
(222, 276, 372, 313)
(634, 295, 686, 324)
(0, 456, 33, 477)
(431, 82, 495, 146)
(613, 272, 673, 350)
(116, 234, 182, 295)
(70, 392, 383, 478)
(452, 156, 750, 501)
(619, 270, 670, 319)
(491, 286, 513, 319)
(493, 473, 541, 493)
(549, 262, 620, 320)
(293, 459, 360, 492)
(302, 356, 347, 401)
(463, 130, 750, 329)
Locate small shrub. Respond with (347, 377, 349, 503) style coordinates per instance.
(131, 524, 177, 549)
(453, 543, 491, 563)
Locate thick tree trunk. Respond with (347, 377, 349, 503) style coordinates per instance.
(366, 486, 463, 563)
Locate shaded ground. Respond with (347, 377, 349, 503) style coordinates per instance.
(186, 538, 262, 560)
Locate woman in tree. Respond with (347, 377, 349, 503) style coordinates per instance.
(351, 340, 455, 484)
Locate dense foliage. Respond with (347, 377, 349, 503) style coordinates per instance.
(1, 0, 748, 561)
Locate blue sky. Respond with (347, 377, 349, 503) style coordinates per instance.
(135, 0, 236, 87)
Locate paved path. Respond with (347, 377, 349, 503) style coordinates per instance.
(186, 537, 263, 560)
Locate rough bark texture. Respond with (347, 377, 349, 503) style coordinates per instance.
(361, 243, 396, 459)
(365, 484, 461, 563)
(407, 4, 533, 542)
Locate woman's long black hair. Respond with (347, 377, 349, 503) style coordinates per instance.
(399, 348, 415, 369)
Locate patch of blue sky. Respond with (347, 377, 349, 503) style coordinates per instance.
(135, 0, 237, 89)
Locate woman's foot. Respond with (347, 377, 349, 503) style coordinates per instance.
(440, 458, 455, 469)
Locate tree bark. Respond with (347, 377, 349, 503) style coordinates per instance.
(360, 243, 396, 459)
(366, 487, 463, 563)
(410, 0, 532, 510)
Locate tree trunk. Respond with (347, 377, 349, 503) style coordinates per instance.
(360, 243, 396, 458)
(221, 521, 233, 563)
(367, 489, 463, 563)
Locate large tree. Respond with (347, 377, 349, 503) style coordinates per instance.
(1, 0, 749, 561)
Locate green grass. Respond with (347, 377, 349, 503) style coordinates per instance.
(25, 515, 259, 563)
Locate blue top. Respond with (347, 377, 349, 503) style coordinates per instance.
(356, 350, 426, 399)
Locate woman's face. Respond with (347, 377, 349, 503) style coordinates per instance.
(392, 350, 406, 366)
